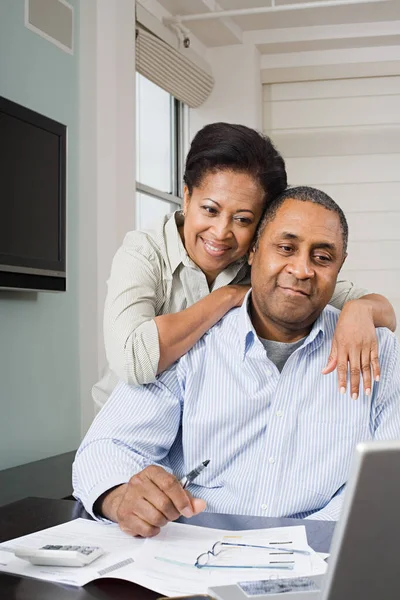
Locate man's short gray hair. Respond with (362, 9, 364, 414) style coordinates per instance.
(255, 186, 348, 254)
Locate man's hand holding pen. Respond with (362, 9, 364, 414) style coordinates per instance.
(98, 464, 208, 538)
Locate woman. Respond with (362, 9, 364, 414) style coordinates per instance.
(93, 123, 396, 408)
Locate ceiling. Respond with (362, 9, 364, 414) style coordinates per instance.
(156, 0, 400, 55)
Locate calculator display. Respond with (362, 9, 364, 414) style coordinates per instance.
(41, 545, 99, 555)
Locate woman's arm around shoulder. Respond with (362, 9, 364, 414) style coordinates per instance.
(154, 284, 249, 374)
(104, 230, 250, 387)
(330, 280, 396, 330)
(324, 279, 397, 398)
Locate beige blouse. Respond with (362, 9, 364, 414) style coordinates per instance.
(92, 212, 368, 408)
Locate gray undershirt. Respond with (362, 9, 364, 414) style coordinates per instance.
(259, 336, 306, 372)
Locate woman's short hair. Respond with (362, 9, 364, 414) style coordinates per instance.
(183, 122, 287, 205)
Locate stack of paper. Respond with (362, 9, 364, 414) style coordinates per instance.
(0, 518, 327, 596)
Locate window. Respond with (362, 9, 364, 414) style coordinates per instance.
(135, 73, 189, 229)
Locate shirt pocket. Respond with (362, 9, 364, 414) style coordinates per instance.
(294, 421, 371, 504)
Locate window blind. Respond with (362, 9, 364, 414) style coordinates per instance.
(136, 26, 214, 108)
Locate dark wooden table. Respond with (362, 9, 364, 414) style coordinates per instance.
(0, 497, 336, 600)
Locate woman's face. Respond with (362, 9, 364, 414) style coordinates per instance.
(181, 169, 265, 284)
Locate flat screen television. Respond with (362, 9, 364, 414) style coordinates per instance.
(0, 96, 66, 291)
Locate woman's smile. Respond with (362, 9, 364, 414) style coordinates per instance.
(199, 236, 233, 258)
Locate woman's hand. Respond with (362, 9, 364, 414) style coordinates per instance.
(322, 299, 380, 398)
(225, 284, 251, 308)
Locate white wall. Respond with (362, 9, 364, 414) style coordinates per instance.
(79, 0, 136, 433)
(190, 43, 262, 139)
(263, 76, 400, 329)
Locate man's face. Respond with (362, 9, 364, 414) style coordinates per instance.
(248, 198, 347, 339)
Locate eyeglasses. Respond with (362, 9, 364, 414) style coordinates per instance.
(194, 540, 310, 570)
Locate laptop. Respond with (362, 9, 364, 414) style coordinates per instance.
(208, 439, 400, 600)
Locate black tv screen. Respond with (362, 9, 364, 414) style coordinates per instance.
(0, 96, 66, 291)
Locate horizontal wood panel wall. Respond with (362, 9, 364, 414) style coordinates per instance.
(263, 76, 400, 334)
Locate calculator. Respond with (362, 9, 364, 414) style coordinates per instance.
(14, 544, 105, 567)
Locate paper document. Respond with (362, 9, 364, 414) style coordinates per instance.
(0, 519, 327, 596)
(125, 522, 327, 597)
(0, 517, 144, 587)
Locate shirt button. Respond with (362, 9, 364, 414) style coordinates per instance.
(269, 457, 276, 464)
(266, 370, 271, 376)
(261, 503, 268, 510)
(276, 411, 283, 418)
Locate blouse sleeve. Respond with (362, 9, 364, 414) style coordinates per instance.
(329, 280, 369, 311)
(103, 232, 164, 387)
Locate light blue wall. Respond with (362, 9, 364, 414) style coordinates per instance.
(0, 0, 80, 469)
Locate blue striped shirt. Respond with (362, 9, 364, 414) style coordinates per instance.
(73, 295, 400, 521)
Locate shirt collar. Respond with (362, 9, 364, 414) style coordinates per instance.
(238, 290, 327, 360)
(211, 257, 249, 290)
(164, 211, 187, 274)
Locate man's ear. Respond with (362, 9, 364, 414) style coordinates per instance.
(248, 246, 256, 266)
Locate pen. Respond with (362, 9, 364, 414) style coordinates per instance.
(180, 460, 210, 489)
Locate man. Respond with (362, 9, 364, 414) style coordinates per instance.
(73, 186, 400, 537)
